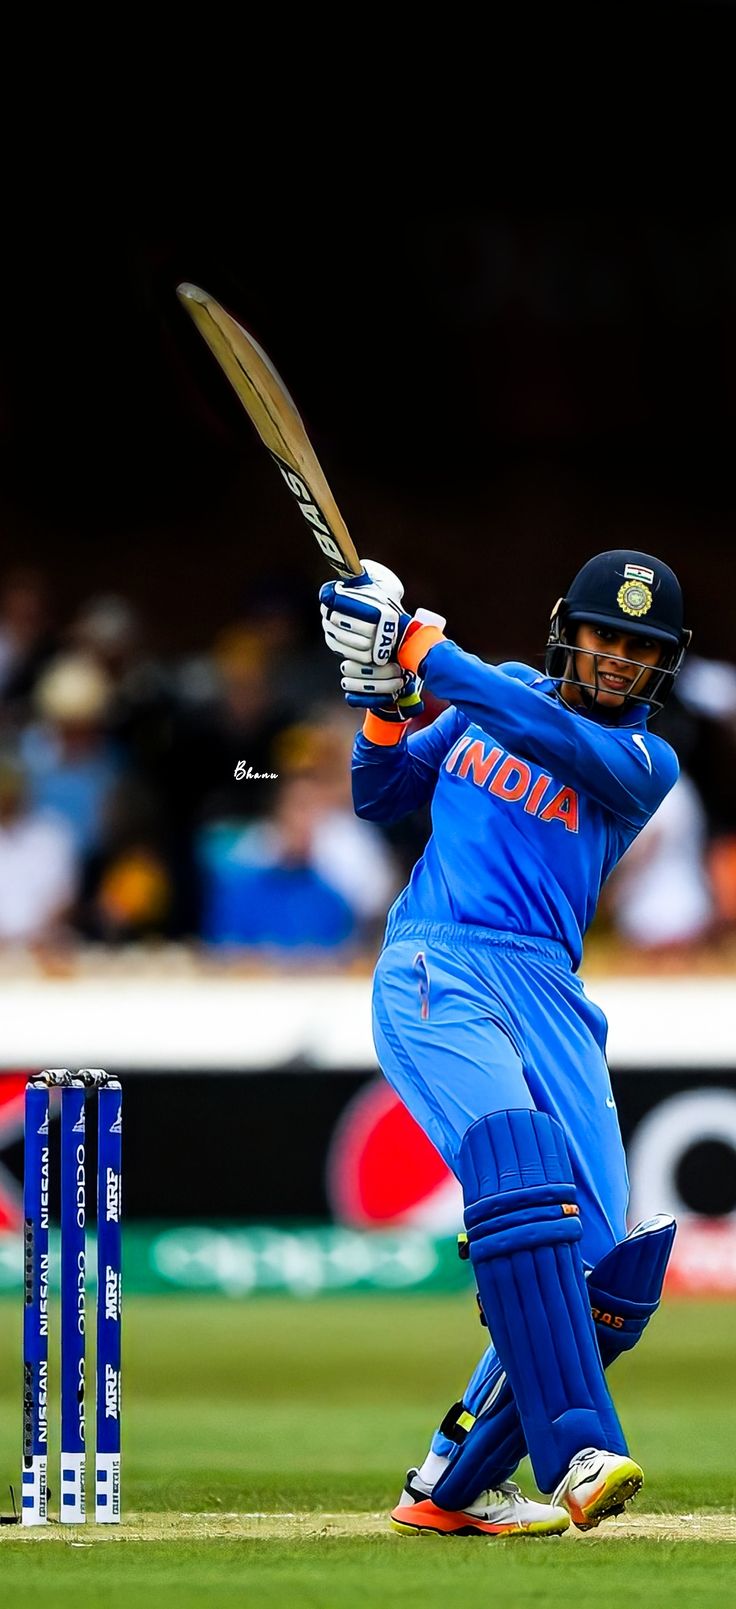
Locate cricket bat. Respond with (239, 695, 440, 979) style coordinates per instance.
(176, 283, 366, 582)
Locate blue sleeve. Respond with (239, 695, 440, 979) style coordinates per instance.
(352, 706, 465, 822)
(418, 639, 679, 826)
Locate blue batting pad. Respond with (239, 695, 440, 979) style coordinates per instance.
(433, 1212, 675, 1510)
(432, 1379, 524, 1511)
(587, 1213, 676, 1366)
(456, 1109, 626, 1495)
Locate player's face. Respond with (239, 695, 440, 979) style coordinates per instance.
(568, 624, 662, 709)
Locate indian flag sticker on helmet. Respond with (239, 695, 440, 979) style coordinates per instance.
(617, 580, 653, 617)
(623, 563, 655, 584)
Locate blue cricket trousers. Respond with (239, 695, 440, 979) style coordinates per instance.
(372, 920, 629, 1272)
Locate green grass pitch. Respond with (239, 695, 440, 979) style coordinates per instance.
(0, 1293, 733, 1606)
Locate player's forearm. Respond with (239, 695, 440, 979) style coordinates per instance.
(351, 730, 436, 822)
(402, 634, 580, 768)
(403, 636, 666, 822)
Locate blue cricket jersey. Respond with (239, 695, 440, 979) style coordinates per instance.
(352, 641, 679, 969)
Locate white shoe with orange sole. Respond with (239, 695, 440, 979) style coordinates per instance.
(552, 1447, 644, 1531)
(390, 1468, 570, 1538)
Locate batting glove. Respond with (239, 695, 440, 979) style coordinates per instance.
(320, 559, 412, 667)
(340, 658, 425, 723)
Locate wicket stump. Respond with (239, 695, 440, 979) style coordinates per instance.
(22, 1069, 123, 1526)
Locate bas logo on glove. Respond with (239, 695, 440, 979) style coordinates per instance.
(376, 619, 399, 663)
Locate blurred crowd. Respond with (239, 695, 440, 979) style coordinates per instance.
(0, 563, 734, 965)
(0, 567, 412, 959)
(596, 653, 736, 962)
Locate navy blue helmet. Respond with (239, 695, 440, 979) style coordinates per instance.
(545, 550, 691, 714)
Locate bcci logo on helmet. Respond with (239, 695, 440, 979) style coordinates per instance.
(617, 580, 653, 618)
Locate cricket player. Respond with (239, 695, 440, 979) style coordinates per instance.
(319, 550, 689, 1538)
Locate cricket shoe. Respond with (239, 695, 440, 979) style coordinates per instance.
(390, 1468, 570, 1537)
(552, 1447, 644, 1531)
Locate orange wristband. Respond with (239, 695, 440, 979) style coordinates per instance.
(362, 712, 409, 745)
(397, 621, 446, 676)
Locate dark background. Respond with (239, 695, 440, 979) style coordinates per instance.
(0, 211, 734, 667)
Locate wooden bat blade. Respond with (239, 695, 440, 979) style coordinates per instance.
(177, 283, 363, 580)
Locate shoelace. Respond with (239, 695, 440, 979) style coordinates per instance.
(475, 1480, 522, 1505)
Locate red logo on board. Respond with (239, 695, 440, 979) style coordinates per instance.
(326, 1079, 462, 1231)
